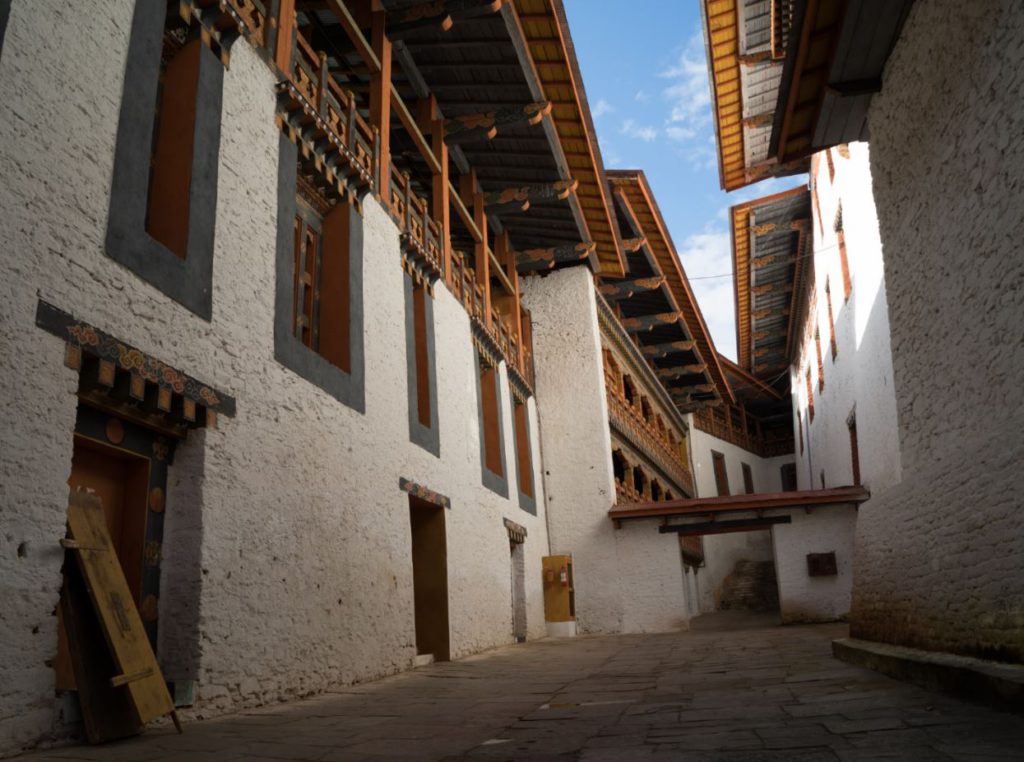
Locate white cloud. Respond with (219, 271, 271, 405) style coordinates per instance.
(675, 230, 738, 361)
(592, 98, 613, 117)
(634, 89, 651, 103)
(660, 28, 713, 138)
(620, 119, 658, 142)
(664, 125, 696, 142)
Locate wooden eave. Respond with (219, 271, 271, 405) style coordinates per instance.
(701, 0, 809, 191)
(729, 184, 808, 374)
(607, 170, 734, 406)
(609, 485, 870, 522)
(769, 0, 915, 164)
(513, 0, 625, 277)
(719, 355, 784, 401)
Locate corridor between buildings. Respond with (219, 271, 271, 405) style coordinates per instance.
(20, 616, 1024, 761)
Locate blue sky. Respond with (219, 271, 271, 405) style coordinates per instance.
(563, 0, 799, 362)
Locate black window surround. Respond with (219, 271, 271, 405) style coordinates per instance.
(404, 273, 440, 457)
(273, 135, 365, 411)
(105, 3, 223, 320)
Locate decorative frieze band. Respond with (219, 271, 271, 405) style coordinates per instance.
(36, 300, 236, 426)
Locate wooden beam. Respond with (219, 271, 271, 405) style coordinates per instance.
(598, 276, 665, 300)
(462, 169, 490, 327)
(386, 0, 504, 39)
(328, 0, 380, 73)
(659, 516, 792, 536)
(620, 312, 681, 332)
(275, 0, 296, 73)
(370, 9, 392, 200)
(515, 241, 595, 274)
(444, 101, 551, 144)
(483, 179, 577, 213)
(640, 340, 695, 359)
(609, 485, 871, 521)
(419, 95, 451, 283)
(621, 236, 646, 253)
(656, 364, 707, 380)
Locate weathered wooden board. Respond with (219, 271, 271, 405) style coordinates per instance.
(60, 555, 142, 743)
(65, 490, 176, 729)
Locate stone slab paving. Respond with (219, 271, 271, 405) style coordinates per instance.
(22, 614, 1024, 761)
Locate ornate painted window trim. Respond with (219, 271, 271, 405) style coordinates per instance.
(273, 134, 366, 411)
(36, 300, 236, 427)
(399, 478, 450, 510)
(105, 1, 224, 320)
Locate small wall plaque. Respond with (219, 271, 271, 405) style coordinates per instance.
(807, 552, 838, 577)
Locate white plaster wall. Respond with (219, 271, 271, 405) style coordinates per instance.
(850, 0, 1024, 661)
(521, 268, 622, 634)
(614, 521, 689, 633)
(688, 420, 791, 612)
(0, 2, 549, 753)
(790, 144, 901, 496)
(772, 508, 857, 623)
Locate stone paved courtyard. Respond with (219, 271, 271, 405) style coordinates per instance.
(24, 614, 1024, 761)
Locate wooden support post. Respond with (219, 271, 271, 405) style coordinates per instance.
(370, 9, 392, 201)
(462, 170, 490, 329)
(419, 95, 451, 284)
(274, 0, 296, 73)
(499, 232, 524, 368)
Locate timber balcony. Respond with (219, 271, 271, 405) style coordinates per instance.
(693, 406, 794, 458)
(605, 365, 695, 498)
(262, 3, 541, 393)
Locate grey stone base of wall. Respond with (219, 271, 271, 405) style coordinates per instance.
(833, 637, 1024, 712)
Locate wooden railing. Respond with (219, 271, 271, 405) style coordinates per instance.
(388, 164, 443, 281)
(693, 407, 794, 458)
(280, 17, 536, 393)
(289, 29, 377, 188)
(607, 390, 695, 497)
(227, 0, 268, 47)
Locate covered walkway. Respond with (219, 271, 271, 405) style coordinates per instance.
(22, 615, 1022, 760)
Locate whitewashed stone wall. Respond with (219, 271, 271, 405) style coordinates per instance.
(688, 421, 790, 613)
(522, 269, 697, 634)
(851, 0, 1024, 661)
(772, 508, 857, 623)
(0, 1, 549, 754)
(790, 143, 901, 495)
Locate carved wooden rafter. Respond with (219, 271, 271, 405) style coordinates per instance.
(621, 312, 681, 333)
(515, 241, 595, 274)
(640, 340, 696, 360)
(386, 0, 504, 40)
(444, 101, 551, 144)
(484, 178, 577, 213)
(598, 276, 665, 300)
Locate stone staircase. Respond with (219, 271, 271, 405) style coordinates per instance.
(718, 560, 780, 611)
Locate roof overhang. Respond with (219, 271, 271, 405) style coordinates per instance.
(701, 0, 809, 191)
(730, 185, 810, 376)
(605, 170, 734, 407)
(769, 0, 916, 163)
(513, 0, 625, 276)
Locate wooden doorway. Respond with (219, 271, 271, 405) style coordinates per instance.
(54, 404, 176, 692)
(408, 496, 450, 662)
(55, 436, 150, 690)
